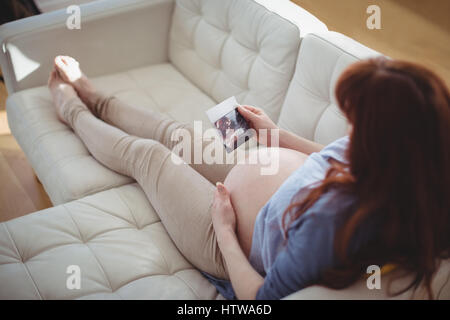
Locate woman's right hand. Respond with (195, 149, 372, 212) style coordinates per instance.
(237, 105, 279, 146)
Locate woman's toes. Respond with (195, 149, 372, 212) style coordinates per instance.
(54, 56, 69, 81)
(52, 55, 98, 110)
(54, 56, 66, 70)
(54, 55, 83, 83)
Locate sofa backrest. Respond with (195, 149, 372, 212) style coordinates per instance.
(169, 0, 307, 121)
(278, 32, 383, 145)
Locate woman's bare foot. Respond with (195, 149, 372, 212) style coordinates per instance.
(54, 55, 98, 110)
(48, 69, 79, 125)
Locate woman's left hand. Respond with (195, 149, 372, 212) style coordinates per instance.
(211, 182, 237, 240)
(211, 183, 265, 300)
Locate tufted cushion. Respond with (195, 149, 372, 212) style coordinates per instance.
(169, 0, 301, 121)
(278, 32, 383, 145)
(6, 63, 217, 205)
(0, 183, 220, 299)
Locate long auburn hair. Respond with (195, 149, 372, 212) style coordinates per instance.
(282, 57, 450, 299)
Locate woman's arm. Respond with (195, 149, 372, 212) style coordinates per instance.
(217, 228, 264, 299)
(279, 128, 324, 154)
(211, 183, 339, 300)
(211, 183, 263, 299)
(237, 106, 324, 155)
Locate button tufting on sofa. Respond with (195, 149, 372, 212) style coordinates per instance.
(170, 0, 302, 122)
(3, 0, 448, 301)
(0, 184, 221, 299)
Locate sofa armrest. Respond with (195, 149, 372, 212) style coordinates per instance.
(0, 0, 174, 94)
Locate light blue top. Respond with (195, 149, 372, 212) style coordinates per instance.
(249, 136, 350, 275)
(203, 136, 374, 299)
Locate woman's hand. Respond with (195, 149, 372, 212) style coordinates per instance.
(212, 183, 265, 299)
(238, 105, 324, 154)
(237, 105, 278, 146)
(211, 182, 237, 243)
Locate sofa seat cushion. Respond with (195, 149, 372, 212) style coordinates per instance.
(0, 183, 220, 300)
(6, 63, 217, 205)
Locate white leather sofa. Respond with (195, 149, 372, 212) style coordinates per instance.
(0, 0, 449, 300)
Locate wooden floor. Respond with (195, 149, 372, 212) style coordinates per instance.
(0, 135, 52, 222)
(1, 0, 450, 222)
(1, 68, 52, 222)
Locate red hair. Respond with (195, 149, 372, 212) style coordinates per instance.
(282, 57, 450, 298)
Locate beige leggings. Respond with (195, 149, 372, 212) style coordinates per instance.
(61, 93, 234, 279)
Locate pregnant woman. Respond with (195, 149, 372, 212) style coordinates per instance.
(48, 56, 450, 300)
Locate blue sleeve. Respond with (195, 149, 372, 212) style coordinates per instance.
(255, 215, 338, 300)
(319, 135, 350, 164)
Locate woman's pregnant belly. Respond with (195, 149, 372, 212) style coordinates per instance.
(223, 147, 308, 257)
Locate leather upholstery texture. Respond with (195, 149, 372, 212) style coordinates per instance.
(169, 0, 301, 121)
(0, 184, 219, 299)
(278, 32, 382, 145)
(6, 63, 216, 205)
(0, 0, 448, 300)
